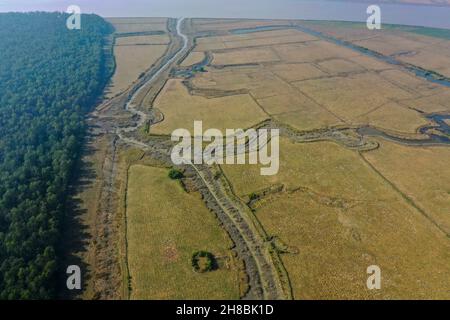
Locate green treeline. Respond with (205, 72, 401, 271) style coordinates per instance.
(0, 12, 113, 299)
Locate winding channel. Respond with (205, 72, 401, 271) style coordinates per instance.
(118, 18, 188, 138)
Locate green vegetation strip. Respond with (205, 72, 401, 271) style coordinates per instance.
(0, 12, 113, 299)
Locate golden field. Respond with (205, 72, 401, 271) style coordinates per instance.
(294, 72, 415, 123)
(108, 17, 168, 34)
(186, 22, 443, 135)
(363, 139, 450, 234)
(269, 62, 327, 82)
(126, 165, 239, 300)
(355, 101, 430, 135)
(298, 20, 450, 78)
(212, 47, 280, 65)
(115, 34, 170, 46)
(221, 139, 450, 299)
(151, 79, 269, 135)
(181, 51, 205, 67)
(196, 29, 316, 51)
(112, 18, 450, 300)
(192, 19, 290, 33)
(108, 44, 167, 98)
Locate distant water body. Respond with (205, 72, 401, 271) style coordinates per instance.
(1, 0, 450, 29)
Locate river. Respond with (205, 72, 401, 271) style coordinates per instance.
(2, 0, 450, 30)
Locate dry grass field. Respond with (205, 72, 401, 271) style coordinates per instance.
(298, 20, 450, 78)
(181, 51, 205, 67)
(192, 19, 290, 33)
(108, 44, 167, 98)
(105, 18, 170, 98)
(222, 138, 388, 197)
(212, 47, 280, 65)
(151, 79, 269, 135)
(187, 22, 444, 135)
(355, 101, 430, 134)
(115, 34, 170, 46)
(269, 63, 327, 82)
(317, 58, 366, 75)
(257, 92, 343, 130)
(107, 18, 450, 300)
(274, 41, 360, 63)
(353, 33, 450, 78)
(185, 22, 450, 136)
(108, 17, 168, 34)
(192, 66, 270, 92)
(126, 165, 239, 300)
(294, 72, 414, 122)
(107, 32, 170, 99)
(363, 140, 450, 234)
(398, 87, 450, 113)
(194, 29, 315, 51)
(221, 139, 450, 299)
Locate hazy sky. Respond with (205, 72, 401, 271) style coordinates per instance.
(1, 0, 450, 29)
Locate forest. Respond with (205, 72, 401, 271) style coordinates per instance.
(0, 12, 113, 299)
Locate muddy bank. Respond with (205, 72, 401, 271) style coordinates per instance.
(359, 114, 450, 146)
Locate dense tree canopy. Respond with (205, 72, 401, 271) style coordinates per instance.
(0, 12, 113, 299)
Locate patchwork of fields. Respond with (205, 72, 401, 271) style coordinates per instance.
(107, 18, 450, 299)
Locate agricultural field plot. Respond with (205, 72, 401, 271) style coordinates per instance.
(93, 17, 450, 301)
(363, 140, 450, 234)
(151, 79, 269, 135)
(273, 41, 360, 63)
(107, 17, 168, 34)
(316, 58, 366, 75)
(106, 34, 169, 98)
(193, 63, 436, 133)
(378, 69, 438, 96)
(196, 29, 317, 51)
(126, 165, 239, 300)
(355, 36, 450, 78)
(115, 34, 170, 46)
(190, 20, 450, 298)
(181, 51, 206, 67)
(192, 19, 291, 33)
(257, 91, 344, 131)
(355, 101, 430, 135)
(220, 139, 450, 299)
(293, 72, 418, 124)
(191, 66, 273, 92)
(212, 47, 280, 65)
(269, 63, 327, 82)
(397, 87, 450, 113)
(188, 25, 443, 134)
(297, 20, 450, 77)
(190, 66, 327, 119)
(399, 50, 450, 78)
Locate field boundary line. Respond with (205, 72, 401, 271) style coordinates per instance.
(358, 151, 449, 237)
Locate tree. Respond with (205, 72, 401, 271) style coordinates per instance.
(0, 12, 114, 299)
